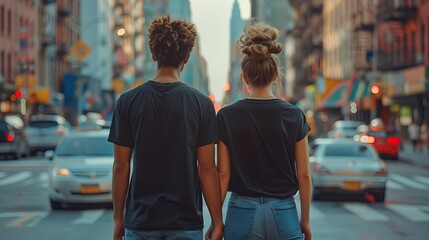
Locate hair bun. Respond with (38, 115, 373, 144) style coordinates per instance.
(242, 45, 271, 61)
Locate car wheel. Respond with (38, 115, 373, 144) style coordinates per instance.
(374, 191, 385, 202)
(50, 199, 63, 210)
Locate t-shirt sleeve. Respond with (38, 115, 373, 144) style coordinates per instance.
(197, 101, 219, 147)
(217, 111, 228, 145)
(296, 109, 311, 142)
(108, 95, 134, 148)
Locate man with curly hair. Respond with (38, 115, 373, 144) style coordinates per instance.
(109, 15, 223, 240)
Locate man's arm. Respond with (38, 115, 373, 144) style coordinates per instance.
(112, 144, 132, 240)
(197, 143, 223, 239)
(296, 136, 312, 240)
(216, 140, 230, 204)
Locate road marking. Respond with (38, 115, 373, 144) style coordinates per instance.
(0, 171, 32, 186)
(72, 210, 105, 224)
(1, 212, 48, 228)
(296, 201, 325, 220)
(414, 176, 429, 185)
(344, 203, 389, 221)
(38, 172, 48, 181)
(0, 172, 6, 178)
(386, 180, 404, 190)
(26, 212, 48, 227)
(389, 174, 427, 190)
(387, 204, 429, 222)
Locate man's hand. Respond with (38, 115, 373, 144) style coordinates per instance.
(205, 223, 224, 240)
(300, 220, 312, 240)
(113, 219, 125, 240)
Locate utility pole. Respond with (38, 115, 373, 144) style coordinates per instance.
(371, 0, 379, 120)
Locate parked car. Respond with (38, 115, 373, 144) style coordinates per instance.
(354, 128, 400, 160)
(310, 138, 387, 202)
(25, 115, 71, 155)
(327, 120, 366, 138)
(0, 115, 31, 159)
(47, 130, 113, 209)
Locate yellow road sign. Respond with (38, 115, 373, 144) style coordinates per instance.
(70, 39, 91, 62)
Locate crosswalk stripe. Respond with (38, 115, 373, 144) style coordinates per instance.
(389, 174, 427, 190)
(38, 172, 48, 182)
(0, 171, 32, 186)
(414, 176, 429, 185)
(387, 204, 429, 222)
(344, 203, 389, 221)
(26, 212, 49, 227)
(386, 180, 404, 190)
(296, 201, 325, 220)
(71, 210, 104, 225)
(0, 172, 6, 178)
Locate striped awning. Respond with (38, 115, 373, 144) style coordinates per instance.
(318, 82, 347, 109)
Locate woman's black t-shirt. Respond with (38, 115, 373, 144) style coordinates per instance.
(217, 99, 310, 199)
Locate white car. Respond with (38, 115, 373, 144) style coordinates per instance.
(25, 115, 71, 154)
(47, 130, 113, 209)
(310, 138, 387, 202)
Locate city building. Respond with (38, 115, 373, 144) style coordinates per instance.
(251, 0, 294, 99)
(0, 0, 36, 91)
(376, 0, 429, 126)
(224, 0, 248, 104)
(142, 0, 210, 95)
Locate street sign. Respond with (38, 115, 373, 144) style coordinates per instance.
(70, 39, 91, 62)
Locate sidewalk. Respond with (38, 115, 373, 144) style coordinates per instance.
(399, 140, 429, 167)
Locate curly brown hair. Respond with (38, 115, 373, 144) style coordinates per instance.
(238, 21, 283, 88)
(148, 15, 197, 68)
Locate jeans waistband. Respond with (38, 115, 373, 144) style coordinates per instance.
(230, 192, 295, 204)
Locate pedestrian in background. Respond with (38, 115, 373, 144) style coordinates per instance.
(109, 15, 223, 240)
(420, 120, 428, 154)
(408, 120, 420, 153)
(216, 21, 312, 240)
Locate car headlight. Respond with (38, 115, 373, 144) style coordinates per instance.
(53, 168, 71, 177)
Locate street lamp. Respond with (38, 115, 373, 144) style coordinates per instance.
(116, 27, 126, 37)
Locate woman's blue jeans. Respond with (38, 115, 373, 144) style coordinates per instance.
(224, 192, 303, 240)
(125, 228, 202, 240)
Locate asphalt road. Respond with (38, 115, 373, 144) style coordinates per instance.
(0, 158, 429, 240)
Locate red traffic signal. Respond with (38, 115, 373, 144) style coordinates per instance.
(370, 84, 380, 95)
(15, 89, 23, 99)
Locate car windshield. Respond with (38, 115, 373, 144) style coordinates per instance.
(367, 131, 389, 138)
(57, 137, 113, 156)
(0, 121, 8, 131)
(323, 144, 375, 158)
(29, 120, 59, 128)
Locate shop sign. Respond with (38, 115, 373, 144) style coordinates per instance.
(404, 65, 426, 94)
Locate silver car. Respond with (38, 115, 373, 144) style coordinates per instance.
(327, 120, 366, 138)
(26, 115, 71, 154)
(47, 130, 113, 209)
(310, 138, 387, 202)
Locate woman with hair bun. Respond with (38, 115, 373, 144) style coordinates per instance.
(217, 21, 312, 240)
(109, 15, 223, 240)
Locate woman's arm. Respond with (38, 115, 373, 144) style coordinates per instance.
(217, 140, 231, 204)
(296, 136, 312, 240)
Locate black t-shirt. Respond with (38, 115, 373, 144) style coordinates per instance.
(108, 81, 219, 231)
(217, 99, 310, 199)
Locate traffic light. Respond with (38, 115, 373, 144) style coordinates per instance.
(370, 84, 381, 95)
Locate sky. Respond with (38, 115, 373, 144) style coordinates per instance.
(189, 0, 251, 101)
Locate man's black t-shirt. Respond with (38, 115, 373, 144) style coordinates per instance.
(217, 99, 310, 199)
(108, 81, 218, 231)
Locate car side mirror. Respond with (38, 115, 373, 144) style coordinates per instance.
(44, 150, 54, 160)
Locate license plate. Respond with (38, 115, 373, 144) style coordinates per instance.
(80, 185, 100, 194)
(344, 182, 361, 191)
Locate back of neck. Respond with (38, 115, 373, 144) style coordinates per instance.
(153, 67, 181, 83)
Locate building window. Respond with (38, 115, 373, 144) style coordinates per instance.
(7, 53, 12, 82)
(0, 6, 4, 34)
(7, 9, 11, 35)
(1, 51, 4, 76)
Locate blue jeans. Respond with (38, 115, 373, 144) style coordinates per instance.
(224, 193, 303, 240)
(125, 228, 202, 240)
